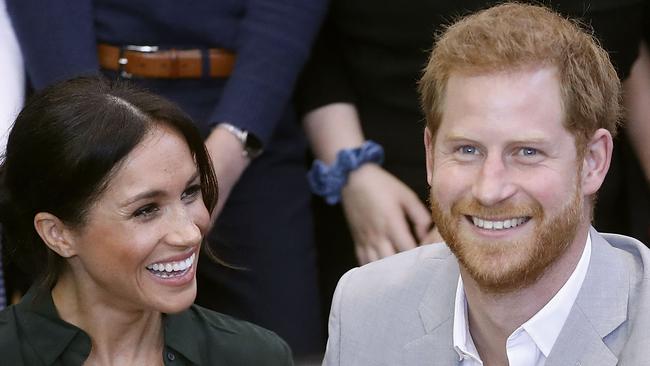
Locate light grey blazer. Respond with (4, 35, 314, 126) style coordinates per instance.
(323, 228, 650, 365)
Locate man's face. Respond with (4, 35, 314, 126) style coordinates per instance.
(426, 67, 588, 293)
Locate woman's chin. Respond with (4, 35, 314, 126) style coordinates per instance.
(149, 282, 197, 314)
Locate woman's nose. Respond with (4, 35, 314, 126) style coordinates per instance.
(164, 206, 203, 247)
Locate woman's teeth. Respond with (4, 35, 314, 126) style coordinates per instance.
(472, 217, 528, 230)
(146, 253, 195, 277)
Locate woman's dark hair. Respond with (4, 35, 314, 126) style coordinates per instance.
(0, 76, 218, 290)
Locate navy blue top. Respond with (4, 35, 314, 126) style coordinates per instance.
(7, 0, 328, 144)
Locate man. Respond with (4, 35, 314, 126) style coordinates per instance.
(323, 3, 650, 365)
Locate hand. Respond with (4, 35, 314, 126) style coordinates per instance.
(204, 127, 250, 221)
(420, 225, 443, 245)
(341, 164, 432, 264)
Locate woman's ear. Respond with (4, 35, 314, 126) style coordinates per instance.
(581, 128, 613, 196)
(33, 212, 78, 258)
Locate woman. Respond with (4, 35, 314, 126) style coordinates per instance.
(0, 76, 293, 365)
(6, 1, 327, 356)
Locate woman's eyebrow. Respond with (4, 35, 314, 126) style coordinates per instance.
(120, 189, 165, 207)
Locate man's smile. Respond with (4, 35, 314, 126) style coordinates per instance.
(469, 216, 530, 230)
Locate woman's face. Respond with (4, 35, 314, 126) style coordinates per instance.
(65, 124, 210, 314)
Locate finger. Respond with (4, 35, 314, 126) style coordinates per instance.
(387, 218, 418, 252)
(373, 238, 396, 260)
(424, 226, 444, 244)
(355, 244, 367, 265)
(401, 194, 432, 242)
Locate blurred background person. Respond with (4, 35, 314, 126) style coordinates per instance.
(6, 0, 327, 358)
(0, 76, 292, 365)
(0, 0, 25, 310)
(298, 0, 650, 326)
(0, 0, 23, 148)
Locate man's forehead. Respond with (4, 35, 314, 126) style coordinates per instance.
(439, 66, 565, 131)
(444, 64, 560, 92)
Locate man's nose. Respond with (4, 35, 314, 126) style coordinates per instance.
(164, 206, 202, 247)
(472, 154, 517, 206)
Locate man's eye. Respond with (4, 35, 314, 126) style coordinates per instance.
(458, 145, 479, 155)
(133, 204, 159, 218)
(518, 147, 538, 157)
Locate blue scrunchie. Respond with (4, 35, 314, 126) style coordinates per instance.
(307, 140, 385, 205)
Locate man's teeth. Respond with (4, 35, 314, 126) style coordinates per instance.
(147, 253, 195, 273)
(472, 217, 527, 230)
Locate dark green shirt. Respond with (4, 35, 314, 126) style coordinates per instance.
(0, 286, 293, 365)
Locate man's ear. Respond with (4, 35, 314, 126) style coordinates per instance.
(581, 128, 613, 196)
(33, 212, 78, 258)
(424, 127, 435, 186)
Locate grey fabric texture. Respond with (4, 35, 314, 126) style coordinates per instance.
(323, 228, 650, 366)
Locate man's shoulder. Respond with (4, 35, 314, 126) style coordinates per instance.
(597, 231, 650, 279)
(325, 243, 459, 364)
(342, 242, 457, 291)
(333, 242, 459, 320)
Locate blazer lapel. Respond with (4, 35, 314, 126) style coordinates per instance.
(546, 228, 627, 366)
(403, 249, 460, 365)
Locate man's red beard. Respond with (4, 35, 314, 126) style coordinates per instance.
(430, 185, 582, 294)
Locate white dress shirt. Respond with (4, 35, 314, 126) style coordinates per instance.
(453, 233, 592, 366)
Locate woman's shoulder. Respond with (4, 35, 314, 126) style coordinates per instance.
(0, 307, 27, 364)
(166, 304, 294, 365)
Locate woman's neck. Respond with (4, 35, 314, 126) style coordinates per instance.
(51, 272, 164, 366)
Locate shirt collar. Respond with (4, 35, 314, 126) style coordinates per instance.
(164, 304, 241, 365)
(453, 277, 482, 363)
(452, 233, 592, 361)
(14, 285, 91, 365)
(15, 285, 240, 365)
(522, 232, 591, 356)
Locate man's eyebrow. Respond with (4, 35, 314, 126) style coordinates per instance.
(442, 132, 550, 143)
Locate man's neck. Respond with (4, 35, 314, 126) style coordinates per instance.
(461, 227, 589, 365)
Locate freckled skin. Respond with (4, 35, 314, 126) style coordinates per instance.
(62, 125, 211, 314)
(426, 67, 586, 292)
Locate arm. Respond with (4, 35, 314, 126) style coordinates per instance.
(304, 104, 432, 264)
(6, 0, 97, 88)
(299, 13, 433, 263)
(0, 0, 24, 152)
(623, 40, 650, 184)
(204, 0, 328, 217)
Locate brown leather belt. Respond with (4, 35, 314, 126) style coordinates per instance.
(97, 43, 236, 79)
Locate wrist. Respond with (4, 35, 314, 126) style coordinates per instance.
(307, 141, 384, 205)
(215, 122, 263, 159)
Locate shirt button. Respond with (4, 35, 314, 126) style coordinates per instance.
(167, 351, 176, 361)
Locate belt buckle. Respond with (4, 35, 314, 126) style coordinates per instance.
(119, 45, 160, 78)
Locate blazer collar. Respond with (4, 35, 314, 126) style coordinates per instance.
(403, 245, 460, 364)
(405, 229, 627, 366)
(545, 228, 627, 366)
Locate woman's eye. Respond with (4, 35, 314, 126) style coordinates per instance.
(133, 204, 159, 218)
(181, 184, 202, 201)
